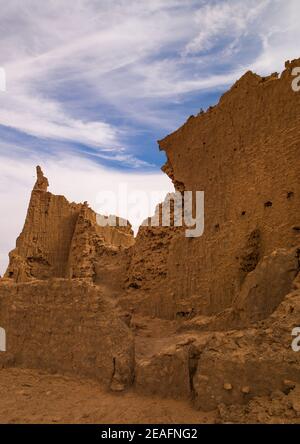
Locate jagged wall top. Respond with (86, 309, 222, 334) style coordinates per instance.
(34, 166, 49, 192)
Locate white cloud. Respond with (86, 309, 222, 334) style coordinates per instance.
(184, 0, 271, 55)
(1, 0, 300, 146)
(0, 92, 121, 148)
(247, 0, 300, 74)
(1, 1, 195, 145)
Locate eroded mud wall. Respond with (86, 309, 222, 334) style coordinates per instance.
(129, 60, 300, 317)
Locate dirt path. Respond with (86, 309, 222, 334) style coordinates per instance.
(132, 315, 179, 360)
(0, 368, 216, 424)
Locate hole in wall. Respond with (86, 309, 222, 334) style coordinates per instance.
(176, 310, 194, 319)
(264, 201, 272, 208)
(239, 228, 261, 284)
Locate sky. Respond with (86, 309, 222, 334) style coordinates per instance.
(0, 0, 300, 274)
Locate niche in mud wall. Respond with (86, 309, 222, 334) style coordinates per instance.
(237, 228, 261, 285)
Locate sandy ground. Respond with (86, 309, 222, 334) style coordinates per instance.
(0, 368, 217, 424)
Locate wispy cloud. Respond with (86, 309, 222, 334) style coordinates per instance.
(1, 0, 299, 162)
(184, 0, 270, 55)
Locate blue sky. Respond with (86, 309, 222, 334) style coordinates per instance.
(1, 0, 299, 171)
(0, 0, 300, 272)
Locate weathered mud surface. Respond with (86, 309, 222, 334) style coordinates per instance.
(1, 58, 300, 424)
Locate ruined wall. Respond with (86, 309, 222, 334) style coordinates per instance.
(122, 195, 186, 318)
(127, 59, 300, 318)
(193, 287, 300, 411)
(1, 59, 300, 415)
(5, 166, 134, 284)
(5, 168, 81, 282)
(0, 279, 134, 390)
(67, 204, 134, 281)
(1, 168, 135, 389)
(4, 59, 300, 322)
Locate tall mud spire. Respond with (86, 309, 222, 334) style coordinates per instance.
(34, 165, 49, 192)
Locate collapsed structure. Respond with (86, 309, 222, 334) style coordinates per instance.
(1, 58, 300, 421)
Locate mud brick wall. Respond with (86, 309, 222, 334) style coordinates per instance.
(0, 279, 134, 389)
(5, 167, 134, 283)
(154, 60, 300, 316)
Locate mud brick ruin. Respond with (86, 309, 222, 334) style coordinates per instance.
(1, 58, 300, 421)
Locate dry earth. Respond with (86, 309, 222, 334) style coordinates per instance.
(1, 367, 299, 424)
(0, 368, 216, 424)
